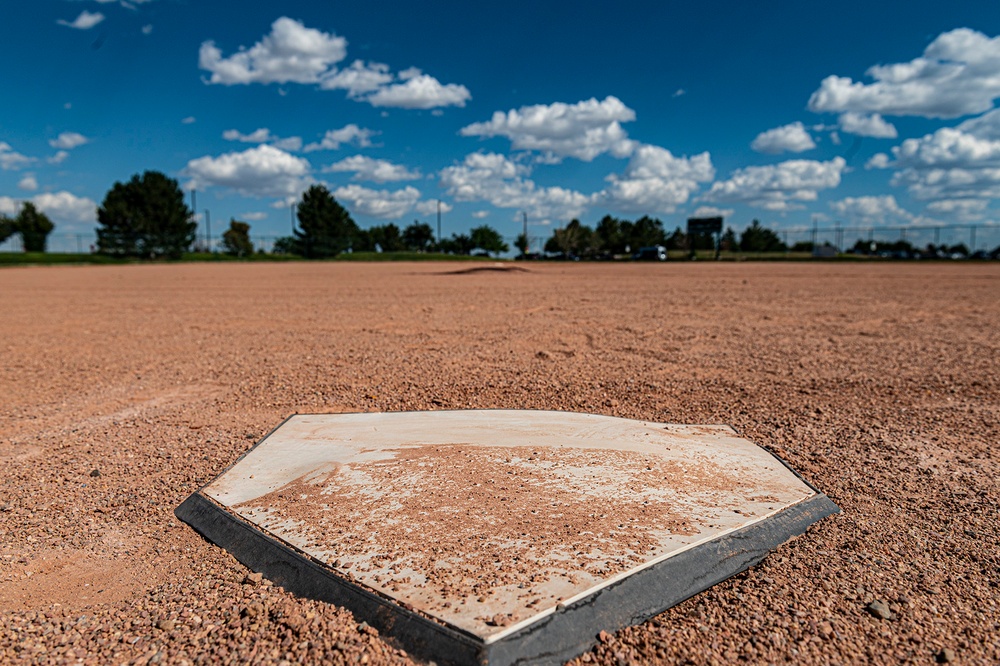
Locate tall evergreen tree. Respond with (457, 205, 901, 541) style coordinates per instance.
(97, 171, 194, 258)
(293, 185, 359, 258)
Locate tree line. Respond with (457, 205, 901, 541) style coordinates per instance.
(538, 216, 788, 258)
(8, 169, 998, 260)
(1, 170, 509, 259)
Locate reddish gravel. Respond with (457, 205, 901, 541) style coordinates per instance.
(1, 261, 998, 665)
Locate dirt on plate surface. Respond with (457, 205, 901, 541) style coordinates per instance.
(1, 261, 997, 665)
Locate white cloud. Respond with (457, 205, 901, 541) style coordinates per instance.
(808, 28, 1000, 118)
(601, 144, 714, 214)
(17, 174, 38, 191)
(366, 71, 470, 109)
(471, 210, 490, 219)
(702, 157, 847, 211)
(414, 200, 453, 216)
(829, 195, 913, 225)
(866, 153, 891, 169)
(1, 192, 98, 225)
(324, 155, 420, 182)
(184, 144, 312, 199)
(320, 60, 392, 96)
(270, 136, 303, 152)
(750, 122, 816, 154)
(222, 128, 302, 152)
(440, 152, 592, 222)
(32, 191, 98, 225)
(332, 184, 422, 219)
(49, 132, 89, 150)
(142, 24, 152, 35)
(672, 89, 686, 98)
(893, 110, 1000, 168)
(58, 11, 105, 30)
(48, 151, 70, 165)
(889, 109, 1000, 200)
(198, 19, 470, 110)
(924, 198, 990, 221)
(303, 124, 376, 152)
(837, 112, 898, 139)
(239, 211, 268, 221)
(0, 142, 35, 170)
(181, 116, 196, 124)
(460, 96, 636, 162)
(199, 17, 347, 85)
(691, 206, 734, 219)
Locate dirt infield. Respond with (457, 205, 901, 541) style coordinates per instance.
(1, 261, 997, 664)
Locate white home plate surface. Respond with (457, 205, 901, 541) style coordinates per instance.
(177, 410, 838, 665)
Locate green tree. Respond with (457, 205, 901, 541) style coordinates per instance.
(719, 227, 738, 252)
(739, 219, 786, 253)
(272, 236, 298, 255)
(469, 225, 509, 256)
(551, 219, 592, 257)
(294, 185, 360, 258)
(666, 226, 687, 251)
(439, 233, 474, 255)
(0, 215, 15, 245)
(594, 215, 623, 254)
(629, 216, 666, 248)
(221, 219, 254, 257)
(514, 232, 529, 257)
(402, 221, 435, 251)
(367, 223, 405, 252)
(97, 171, 194, 258)
(14, 202, 55, 252)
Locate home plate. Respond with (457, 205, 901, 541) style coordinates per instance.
(176, 410, 838, 665)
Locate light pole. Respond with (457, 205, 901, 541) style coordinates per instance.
(437, 199, 442, 244)
(523, 211, 528, 255)
(204, 209, 211, 253)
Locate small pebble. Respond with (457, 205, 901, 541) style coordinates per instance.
(866, 600, 894, 620)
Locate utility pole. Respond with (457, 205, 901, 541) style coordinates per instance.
(291, 203, 297, 234)
(811, 220, 818, 248)
(437, 199, 442, 244)
(523, 211, 528, 255)
(970, 225, 976, 252)
(205, 209, 211, 253)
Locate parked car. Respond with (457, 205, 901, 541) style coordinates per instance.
(635, 245, 667, 261)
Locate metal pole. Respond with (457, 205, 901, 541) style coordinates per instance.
(291, 203, 296, 234)
(523, 211, 528, 255)
(811, 220, 817, 248)
(76, 234, 82, 254)
(205, 209, 211, 252)
(437, 200, 442, 244)
(970, 225, 976, 252)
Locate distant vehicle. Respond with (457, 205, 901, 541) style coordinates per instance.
(635, 245, 667, 261)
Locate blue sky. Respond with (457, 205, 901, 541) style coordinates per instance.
(3, 1, 1000, 249)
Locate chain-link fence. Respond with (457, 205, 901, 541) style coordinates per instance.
(3, 226, 999, 257)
